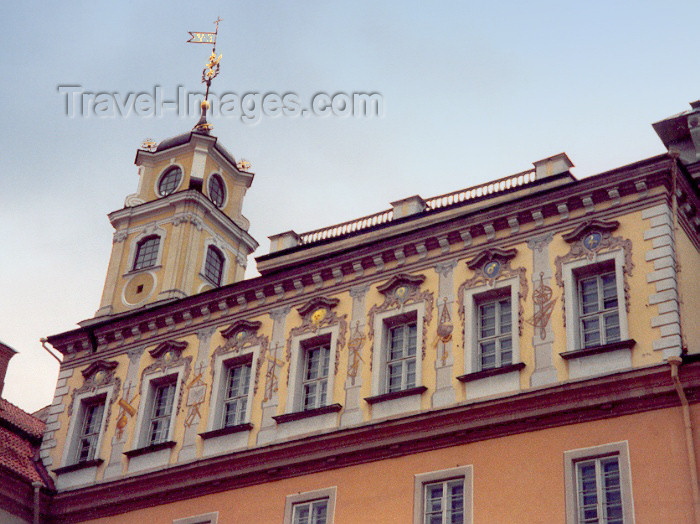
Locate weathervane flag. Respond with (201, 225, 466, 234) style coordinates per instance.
(187, 31, 217, 44)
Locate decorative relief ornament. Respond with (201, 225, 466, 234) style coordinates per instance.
(211, 320, 268, 395)
(184, 363, 207, 428)
(68, 360, 121, 427)
(264, 343, 285, 402)
(554, 219, 633, 326)
(458, 248, 528, 336)
(115, 382, 138, 441)
(526, 272, 557, 341)
(286, 297, 348, 377)
(346, 321, 365, 385)
(435, 298, 454, 365)
(368, 273, 434, 367)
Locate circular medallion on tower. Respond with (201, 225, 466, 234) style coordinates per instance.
(158, 166, 183, 197)
(208, 173, 226, 207)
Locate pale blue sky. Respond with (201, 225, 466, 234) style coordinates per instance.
(1, 1, 698, 411)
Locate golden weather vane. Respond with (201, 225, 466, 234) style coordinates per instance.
(187, 17, 223, 133)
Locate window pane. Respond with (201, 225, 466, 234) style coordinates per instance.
(204, 247, 224, 286)
(134, 236, 160, 270)
(158, 167, 182, 196)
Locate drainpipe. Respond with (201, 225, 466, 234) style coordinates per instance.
(668, 356, 700, 523)
(32, 481, 42, 524)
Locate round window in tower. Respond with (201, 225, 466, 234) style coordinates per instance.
(208, 174, 226, 208)
(158, 166, 182, 196)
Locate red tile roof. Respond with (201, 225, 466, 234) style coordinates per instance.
(0, 398, 45, 439)
(0, 398, 52, 487)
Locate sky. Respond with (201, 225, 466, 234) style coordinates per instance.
(1, 1, 698, 413)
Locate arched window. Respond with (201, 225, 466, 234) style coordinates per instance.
(133, 236, 160, 270)
(204, 246, 225, 286)
(208, 174, 226, 208)
(158, 167, 182, 197)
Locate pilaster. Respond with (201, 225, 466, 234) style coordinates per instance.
(432, 260, 458, 407)
(341, 284, 370, 427)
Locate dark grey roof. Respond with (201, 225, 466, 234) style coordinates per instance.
(155, 131, 237, 167)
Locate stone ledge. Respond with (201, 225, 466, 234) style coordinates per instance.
(123, 440, 176, 459)
(456, 362, 526, 383)
(365, 386, 427, 405)
(272, 404, 342, 424)
(53, 458, 104, 476)
(560, 339, 635, 360)
(199, 423, 254, 440)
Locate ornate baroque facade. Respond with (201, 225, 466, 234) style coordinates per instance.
(20, 101, 700, 522)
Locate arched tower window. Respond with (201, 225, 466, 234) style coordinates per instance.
(208, 174, 226, 208)
(204, 246, 225, 286)
(158, 167, 183, 197)
(133, 236, 160, 270)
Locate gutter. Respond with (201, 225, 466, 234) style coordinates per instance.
(668, 356, 700, 524)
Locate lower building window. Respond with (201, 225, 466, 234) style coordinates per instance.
(424, 479, 464, 524)
(578, 272, 620, 349)
(149, 381, 176, 445)
(302, 344, 330, 410)
(292, 499, 328, 524)
(283, 487, 336, 524)
(414, 466, 472, 524)
(223, 363, 251, 427)
(564, 442, 633, 524)
(477, 297, 512, 370)
(387, 322, 417, 393)
(575, 457, 623, 524)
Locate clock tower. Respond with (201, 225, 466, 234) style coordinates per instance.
(93, 128, 258, 317)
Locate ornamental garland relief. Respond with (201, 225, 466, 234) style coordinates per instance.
(285, 297, 348, 385)
(457, 248, 529, 339)
(137, 340, 193, 432)
(367, 273, 435, 370)
(67, 360, 121, 423)
(554, 219, 633, 327)
(210, 320, 269, 396)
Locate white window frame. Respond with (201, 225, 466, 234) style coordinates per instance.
(283, 486, 337, 524)
(207, 347, 260, 431)
(61, 386, 114, 467)
(413, 465, 473, 524)
(462, 277, 520, 375)
(125, 226, 167, 275)
(562, 250, 628, 352)
(172, 512, 218, 524)
(132, 367, 184, 449)
(286, 326, 339, 414)
(564, 441, 634, 524)
(205, 172, 228, 209)
(199, 237, 231, 289)
(371, 302, 425, 396)
(154, 163, 185, 197)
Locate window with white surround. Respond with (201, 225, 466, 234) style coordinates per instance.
(302, 342, 331, 410)
(132, 370, 182, 449)
(476, 295, 512, 370)
(75, 400, 105, 463)
(370, 306, 425, 397)
(577, 271, 620, 349)
(61, 391, 111, 469)
(387, 321, 417, 392)
(562, 252, 628, 352)
(204, 246, 225, 286)
(148, 380, 176, 445)
(461, 279, 520, 375)
(413, 466, 473, 524)
(133, 235, 160, 271)
(222, 361, 251, 427)
(564, 442, 634, 524)
(205, 348, 260, 435)
(283, 487, 336, 524)
(158, 166, 183, 196)
(172, 511, 218, 524)
(286, 329, 339, 414)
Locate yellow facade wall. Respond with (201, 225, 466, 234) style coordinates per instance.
(678, 226, 700, 354)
